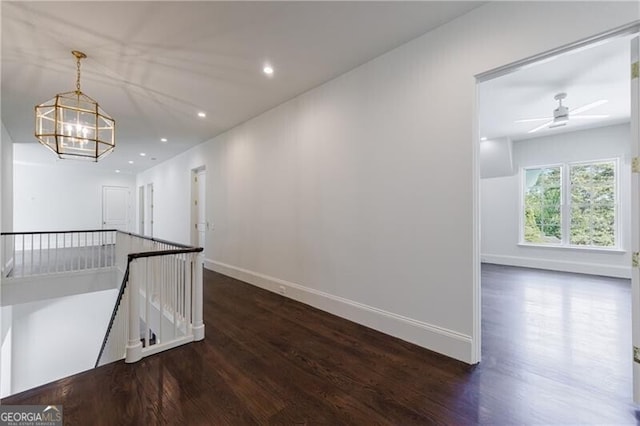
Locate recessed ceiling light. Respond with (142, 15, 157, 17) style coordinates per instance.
(161, 138, 168, 142)
(197, 112, 206, 118)
(115, 169, 120, 173)
(128, 160, 134, 164)
(140, 152, 146, 157)
(480, 137, 488, 141)
(263, 65, 274, 75)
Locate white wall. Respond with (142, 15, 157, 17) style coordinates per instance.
(0, 122, 11, 404)
(137, 2, 640, 363)
(1, 124, 15, 277)
(481, 123, 631, 278)
(1, 127, 14, 395)
(1, 123, 13, 233)
(7, 289, 117, 397)
(1, 306, 12, 397)
(2, 269, 118, 306)
(480, 137, 514, 179)
(13, 144, 135, 232)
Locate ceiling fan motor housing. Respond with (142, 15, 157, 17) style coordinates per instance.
(550, 104, 569, 128)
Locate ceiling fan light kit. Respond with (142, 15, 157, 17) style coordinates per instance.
(35, 50, 115, 162)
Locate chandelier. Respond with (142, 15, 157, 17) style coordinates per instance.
(35, 50, 115, 161)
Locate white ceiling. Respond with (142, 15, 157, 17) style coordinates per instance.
(2, 1, 482, 173)
(479, 34, 632, 142)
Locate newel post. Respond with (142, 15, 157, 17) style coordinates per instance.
(192, 252, 205, 341)
(125, 257, 142, 363)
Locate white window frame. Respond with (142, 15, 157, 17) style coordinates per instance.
(519, 158, 620, 250)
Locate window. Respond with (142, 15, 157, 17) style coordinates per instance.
(522, 159, 617, 249)
(523, 166, 562, 244)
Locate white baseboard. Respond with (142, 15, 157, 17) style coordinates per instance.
(204, 258, 473, 363)
(481, 254, 631, 279)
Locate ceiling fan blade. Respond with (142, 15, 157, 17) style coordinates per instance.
(528, 120, 554, 134)
(569, 99, 608, 115)
(515, 117, 552, 123)
(572, 114, 610, 119)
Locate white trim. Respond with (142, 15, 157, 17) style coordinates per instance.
(481, 253, 630, 279)
(141, 335, 194, 358)
(476, 21, 640, 83)
(471, 84, 482, 364)
(204, 259, 473, 363)
(630, 34, 640, 404)
(517, 242, 625, 254)
(190, 165, 207, 249)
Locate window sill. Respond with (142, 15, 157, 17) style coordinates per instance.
(517, 243, 625, 254)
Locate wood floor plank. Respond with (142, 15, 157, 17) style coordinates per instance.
(3, 264, 638, 424)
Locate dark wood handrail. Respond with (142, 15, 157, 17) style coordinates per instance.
(95, 265, 131, 368)
(1, 229, 118, 235)
(116, 230, 199, 250)
(1, 229, 200, 251)
(129, 247, 203, 260)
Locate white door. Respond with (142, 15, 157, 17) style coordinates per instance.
(146, 183, 154, 237)
(138, 186, 145, 234)
(197, 170, 206, 248)
(631, 35, 640, 403)
(191, 168, 206, 249)
(103, 186, 129, 231)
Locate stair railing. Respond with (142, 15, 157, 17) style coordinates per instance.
(1, 229, 117, 278)
(95, 231, 204, 367)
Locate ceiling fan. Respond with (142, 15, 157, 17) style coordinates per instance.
(515, 92, 609, 134)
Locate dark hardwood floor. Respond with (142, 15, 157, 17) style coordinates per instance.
(4, 264, 638, 424)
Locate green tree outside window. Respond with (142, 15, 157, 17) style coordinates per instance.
(522, 160, 616, 248)
(524, 167, 562, 243)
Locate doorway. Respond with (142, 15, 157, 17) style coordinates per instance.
(190, 167, 206, 249)
(146, 183, 154, 237)
(138, 186, 145, 234)
(102, 186, 130, 232)
(475, 26, 639, 397)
